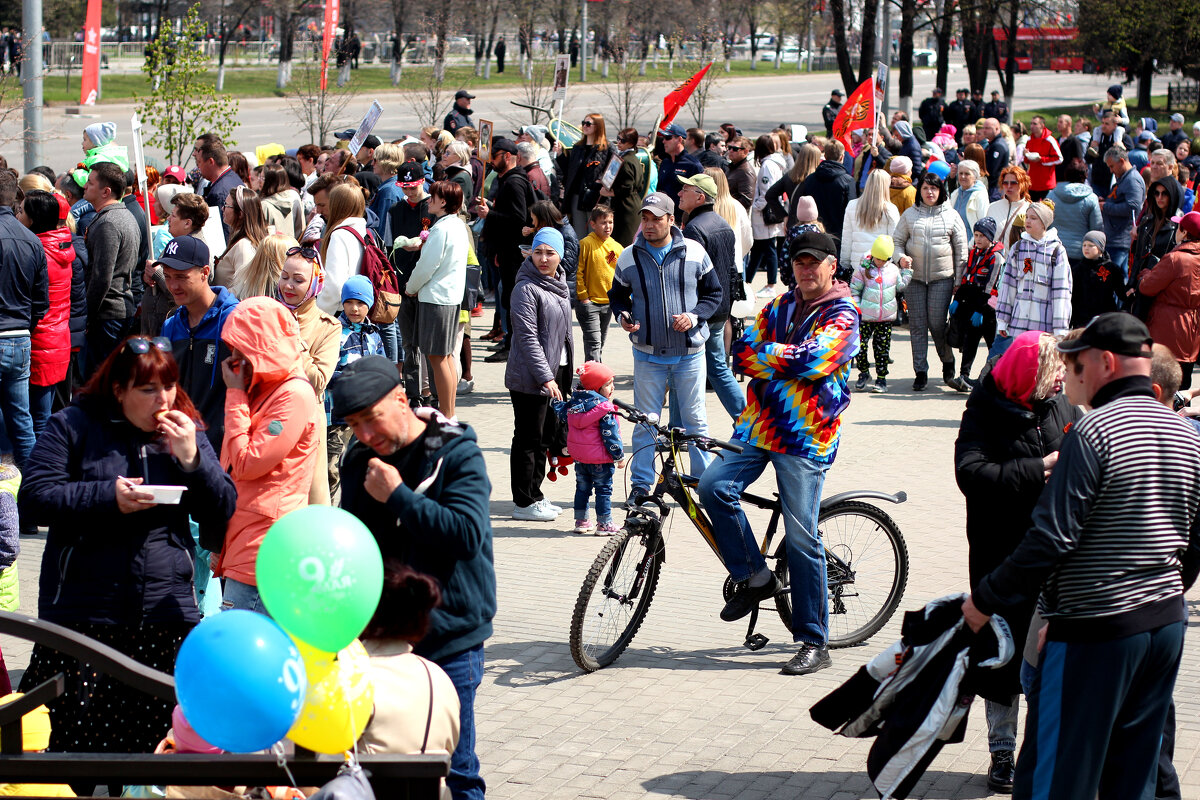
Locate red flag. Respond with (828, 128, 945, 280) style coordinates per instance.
(831, 77, 875, 152)
(661, 62, 712, 129)
(320, 0, 340, 91)
(80, 0, 101, 105)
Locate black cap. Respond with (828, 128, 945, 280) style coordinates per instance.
(831, 89, 844, 97)
(154, 235, 210, 270)
(455, 90, 475, 100)
(991, 90, 1000, 96)
(334, 128, 356, 140)
(396, 161, 424, 186)
(788, 231, 838, 262)
(1057, 313, 1153, 359)
(330, 356, 403, 419)
(492, 138, 519, 155)
(362, 134, 381, 149)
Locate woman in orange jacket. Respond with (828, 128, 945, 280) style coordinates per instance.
(213, 296, 322, 612)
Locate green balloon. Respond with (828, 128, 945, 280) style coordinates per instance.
(257, 506, 384, 652)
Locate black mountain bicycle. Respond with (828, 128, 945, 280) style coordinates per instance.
(569, 399, 909, 672)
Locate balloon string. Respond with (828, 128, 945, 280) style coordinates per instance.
(272, 742, 301, 791)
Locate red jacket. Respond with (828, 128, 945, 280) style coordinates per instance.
(31, 229, 73, 386)
(1023, 129, 1063, 192)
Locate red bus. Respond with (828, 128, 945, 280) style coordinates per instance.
(992, 27, 1095, 73)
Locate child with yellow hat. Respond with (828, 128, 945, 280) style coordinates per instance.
(850, 235, 912, 393)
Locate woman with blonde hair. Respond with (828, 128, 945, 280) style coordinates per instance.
(17, 174, 53, 195)
(214, 186, 269, 288)
(706, 166, 752, 271)
(556, 112, 615, 235)
(231, 232, 296, 300)
(764, 142, 819, 230)
(840, 169, 900, 267)
(316, 182, 368, 315)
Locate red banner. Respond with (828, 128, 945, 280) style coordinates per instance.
(320, 0, 340, 91)
(80, 0, 101, 105)
(831, 77, 875, 152)
(661, 62, 711, 130)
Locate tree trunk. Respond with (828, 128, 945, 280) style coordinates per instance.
(858, 0, 879, 84)
(934, 0, 953, 93)
(276, 14, 294, 89)
(1138, 59, 1153, 110)
(829, 0, 858, 92)
(898, 0, 915, 115)
(999, 0, 1017, 99)
(217, 62, 226, 90)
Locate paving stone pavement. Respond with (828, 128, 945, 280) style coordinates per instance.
(3, 292, 1200, 799)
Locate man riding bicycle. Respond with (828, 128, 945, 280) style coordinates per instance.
(698, 230, 860, 675)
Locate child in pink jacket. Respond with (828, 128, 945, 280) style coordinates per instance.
(553, 361, 624, 535)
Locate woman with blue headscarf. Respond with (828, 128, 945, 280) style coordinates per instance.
(505, 227, 574, 522)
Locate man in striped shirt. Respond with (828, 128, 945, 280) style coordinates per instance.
(962, 313, 1200, 800)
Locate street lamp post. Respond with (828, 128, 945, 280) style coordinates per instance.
(22, 0, 44, 171)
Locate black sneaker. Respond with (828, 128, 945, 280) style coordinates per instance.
(947, 375, 972, 393)
(720, 574, 781, 621)
(942, 363, 957, 385)
(871, 377, 887, 393)
(855, 373, 870, 392)
(912, 371, 928, 391)
(483, 348, 509, 363)
(780, 643, 832, 675)
(626, 487, 651, 509)
(987, 750, 1015, 793)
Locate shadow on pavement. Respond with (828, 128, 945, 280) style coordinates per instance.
(642, 768, 993, 799)
(852, 418, 963, 428)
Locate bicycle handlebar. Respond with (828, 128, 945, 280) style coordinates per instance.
(612, 398, 744, 454)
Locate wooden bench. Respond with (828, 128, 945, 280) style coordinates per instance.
(0, 611, 449, 799)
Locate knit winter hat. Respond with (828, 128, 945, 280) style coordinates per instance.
(870, 235, 894, 261)
(889, 156, 913, 176)
(1082, 230, 1107, 251)
(1025, 200, 1054, 229)
(341, 274, 375, 308)
(973, 216, 998, 242)
(1108, 84, 1123, 99)
(577, 361, 614, 392)
(85, 122, 116, 147)
(793, 196, 818, 223)
(532, 227, 564, 257)
(893, 120, 913, 139)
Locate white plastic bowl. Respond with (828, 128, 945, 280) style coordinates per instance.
(140, 485, 187, 504)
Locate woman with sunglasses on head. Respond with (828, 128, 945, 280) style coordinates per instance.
(17, 336, 235, 763)
(213, 297, 322, 611)
(276, 244, 340, 506)
(986, 165, 1032, 259)
(555, 113, 616, 237)
(214, 186, 269, 289)
(893, 171, 969, 390)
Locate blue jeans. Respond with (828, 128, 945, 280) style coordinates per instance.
(377, 319, 401, 363)
(631, 352, 712, 491)
(697, 443, 830, 645)
(1107, 244, 1130, 281)
(706, 320, 745, 420)
(746, 237, 779, 285)
(220, 578, 265, 614)
(438, 644, 485, 800)
(574, 462, 616, 522)
(0, 338, 34, 471)
(29, 382, 54, 439)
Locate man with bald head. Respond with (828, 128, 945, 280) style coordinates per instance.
(981, 118, 1009, 199)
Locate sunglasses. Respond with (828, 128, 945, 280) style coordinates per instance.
(124, 336, 172, 355)
(1153, 189, 1169, 196)
(286, 245, 321, 264)
(728, 145, 745, 151)
(1001, 180, 1019, 186)
(581, 120, 594, 126)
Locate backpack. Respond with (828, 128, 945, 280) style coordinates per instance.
(342, 226, 402, 324)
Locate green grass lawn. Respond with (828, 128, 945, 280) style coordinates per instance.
(42, 58, 837, 105)
(1013, 94, 1180, 128)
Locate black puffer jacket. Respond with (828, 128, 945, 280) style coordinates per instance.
(682, 205, 736, 325)
(954, 374, 1082, 697)
(68, 232, 88, 350)
(800, 160, 856, 240)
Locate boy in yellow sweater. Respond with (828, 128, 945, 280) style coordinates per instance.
(576, 205, 624, 362)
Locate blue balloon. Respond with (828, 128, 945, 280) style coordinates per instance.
(175, 610, 307, 753)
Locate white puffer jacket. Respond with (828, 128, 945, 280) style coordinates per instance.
(839, 199, 900, 268)
(892, 201, 969, 285)
(750, 153, 788, 240)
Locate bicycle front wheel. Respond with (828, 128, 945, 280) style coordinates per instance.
(569, 527, 665, 671)
(772, 500, 908, 648)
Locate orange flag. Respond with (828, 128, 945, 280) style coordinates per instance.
(831, 77, 876, 151)
(661, 62, 712, 129)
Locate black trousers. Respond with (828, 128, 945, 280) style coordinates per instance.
(509, 364, 571, 507)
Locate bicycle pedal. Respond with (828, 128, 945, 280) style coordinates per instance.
(744, 633, 769, 651)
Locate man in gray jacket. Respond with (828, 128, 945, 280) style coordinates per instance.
(607, 192, 723, 503)
(83, 161, 140, 375)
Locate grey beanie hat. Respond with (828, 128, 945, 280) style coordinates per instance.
(1083, 230, 1107, 251)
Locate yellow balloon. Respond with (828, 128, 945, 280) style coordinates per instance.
(286, 638, 374, 754)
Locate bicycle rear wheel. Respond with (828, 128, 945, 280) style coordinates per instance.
(569, 527, 665, 671)
(772, 500, 908, 648)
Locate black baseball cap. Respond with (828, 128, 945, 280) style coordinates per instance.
(334, 128, 356, 140)
(396, 162, 424, 186)
(154, 235, 210, 271)
(330, 356, 403, 419)
(831, 89, 844, 97)
(789, 231, 838, 262)
(362, 134, 381, 149)
(455, 90, 475, 100)
(1057, 313, 1153, 359)
(492, 138, 519, 155)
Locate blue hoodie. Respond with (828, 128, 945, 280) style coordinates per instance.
(1048, 182, 1102, 261)
(161, 285, 241, 454)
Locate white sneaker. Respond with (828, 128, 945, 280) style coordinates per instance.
(513, 500, 558, 521)
(543, 500, 563, 514)
(458, 378, 475, 395)
(756, 286, 777, 299)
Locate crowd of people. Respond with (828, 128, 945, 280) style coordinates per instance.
(0, 79, 1196, 799)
